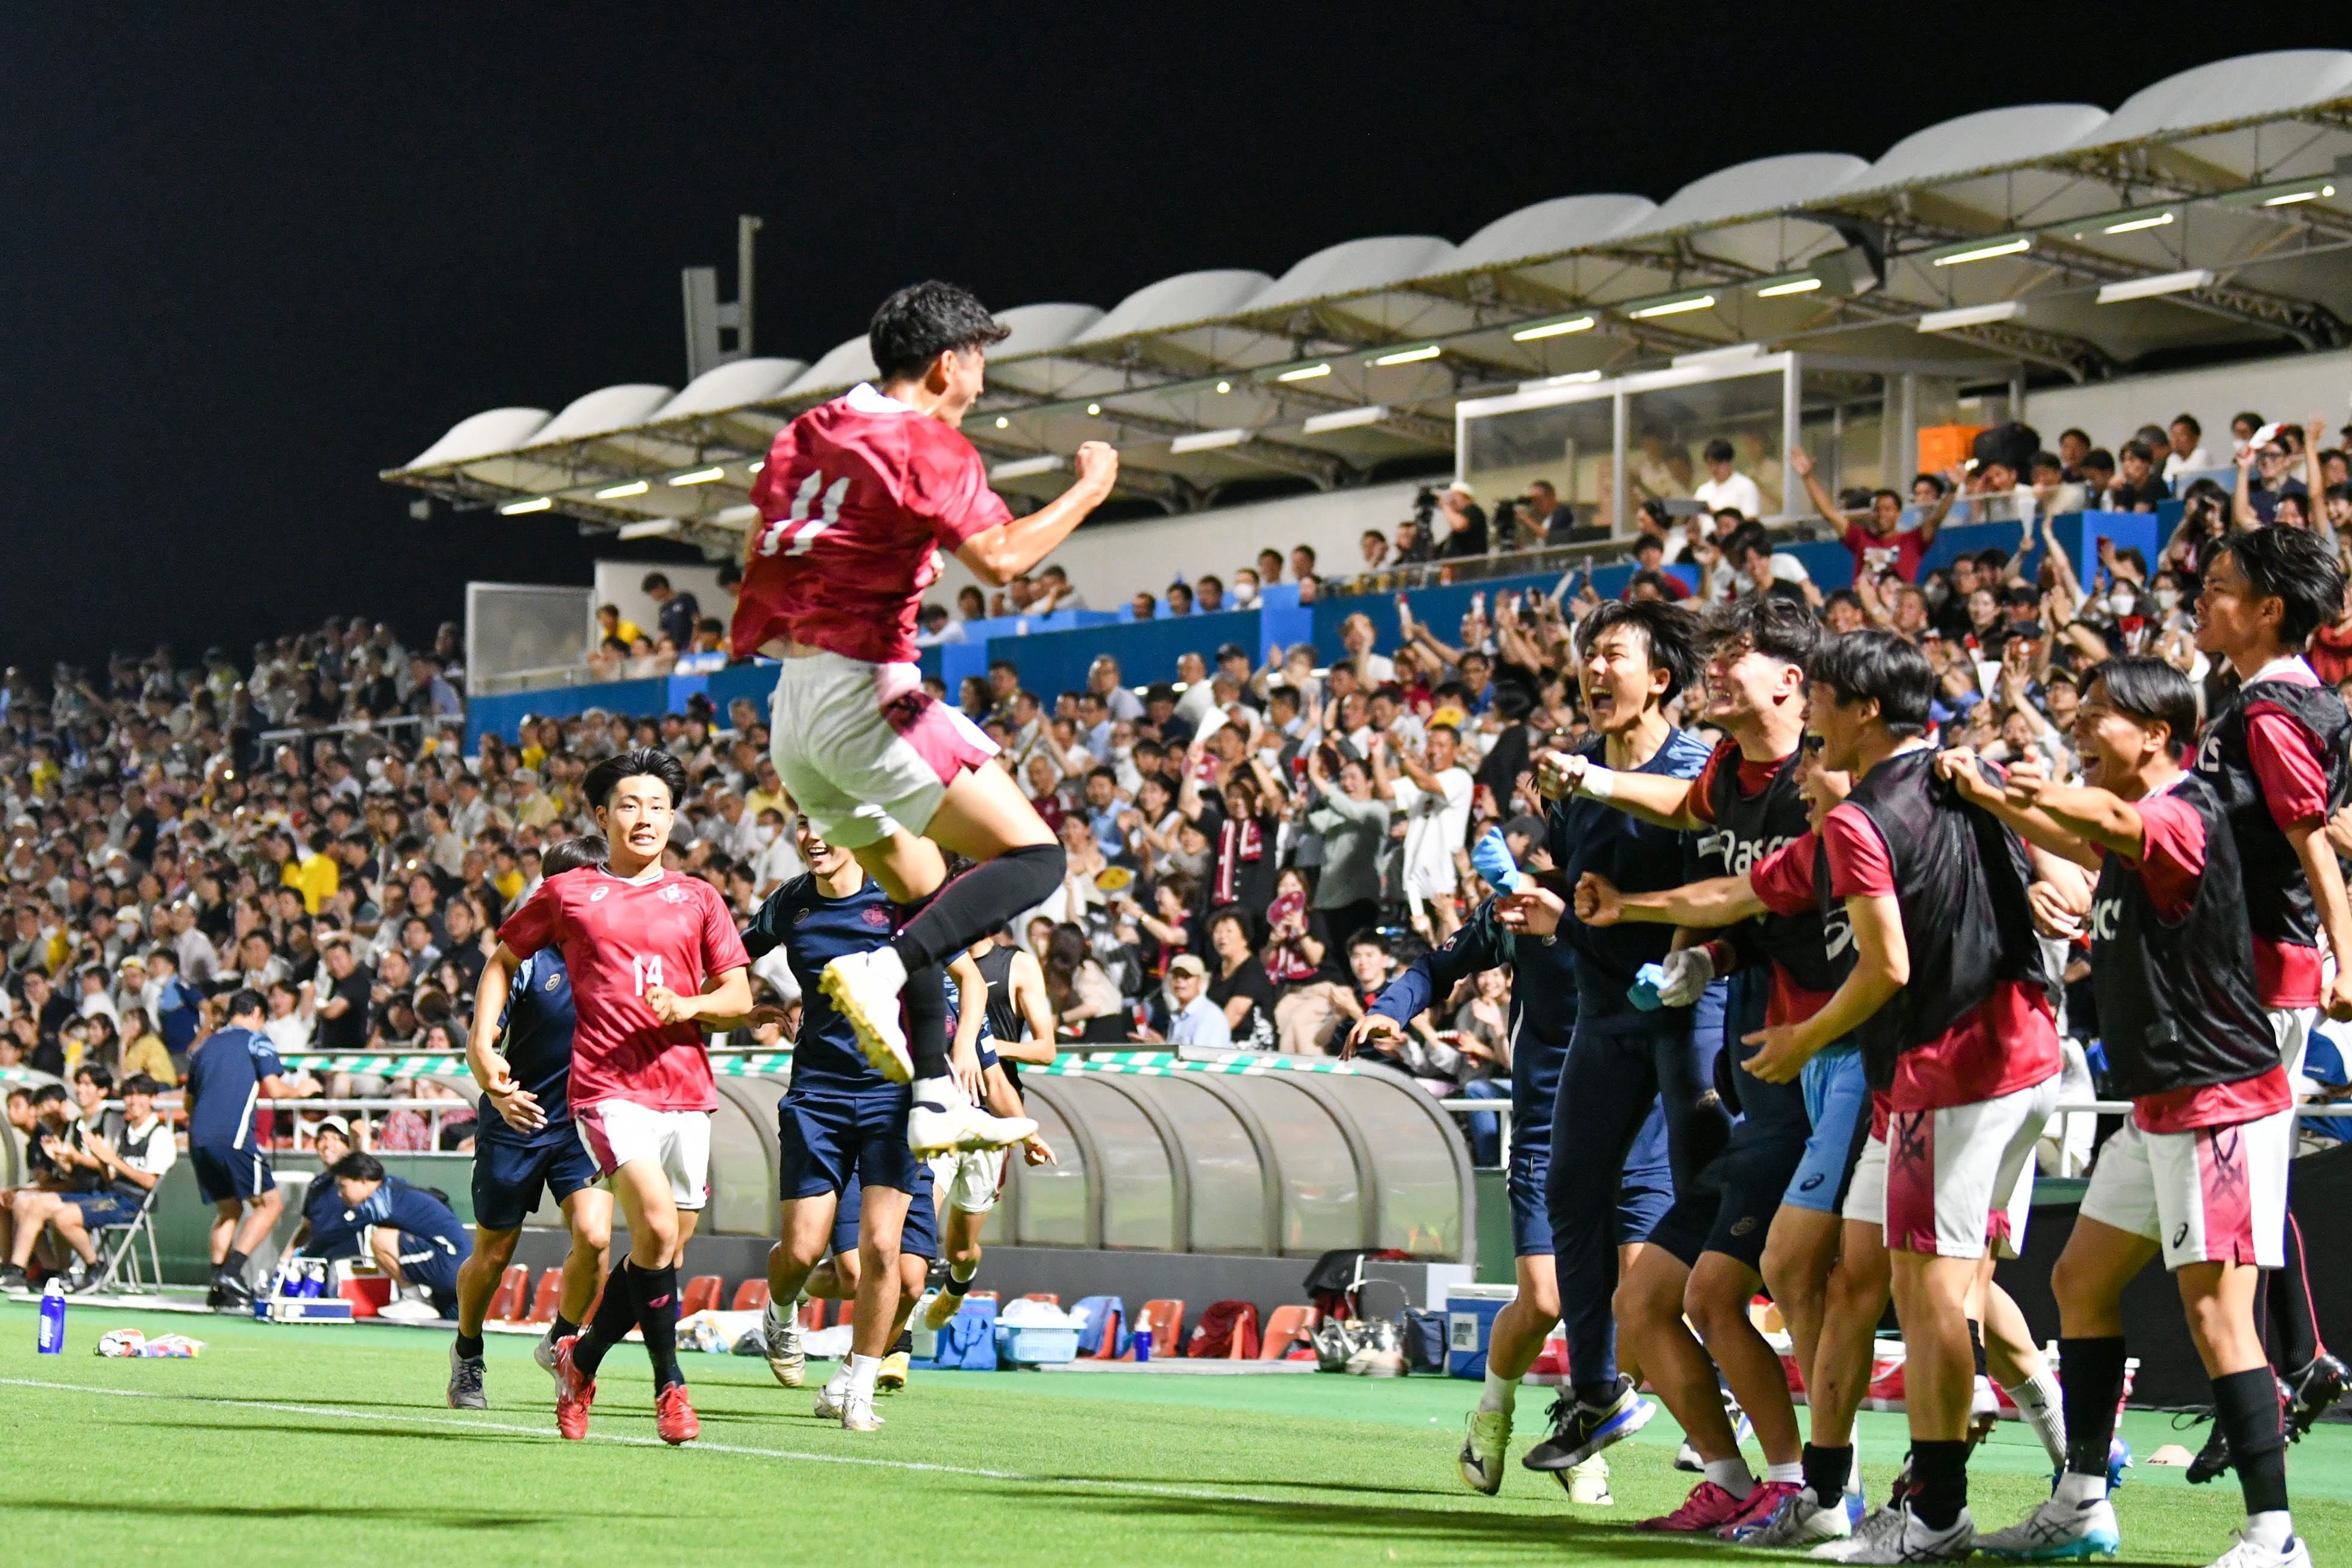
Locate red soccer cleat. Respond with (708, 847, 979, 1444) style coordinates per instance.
(1714, 1479, 1805, 1537)
(656, 1382, 700, 1445)
(1635, 1480, 1753, 1532)
(553, 1334, 596, 1440)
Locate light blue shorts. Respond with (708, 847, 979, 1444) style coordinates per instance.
(1785, 1047, 1871, 1214)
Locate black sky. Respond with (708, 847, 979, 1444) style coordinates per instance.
(0, 3, 2322, 671)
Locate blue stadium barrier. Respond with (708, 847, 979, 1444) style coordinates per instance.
(990, 608, 1262, 702)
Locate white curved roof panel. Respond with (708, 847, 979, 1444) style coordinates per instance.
(401, 407, 551, 471)
(784, 333, 880, 396)
(1074, 269, 1274, 343)
(1448, 193, 1657, 272)
(1244, 235, 1457, 314)
(1623, 153, 1869, 238)
(2083, 50, 2352, 147)
(650, 357, 806, 422)
(526, 384, 675, 446)
(1853, 104, 2111, 195)
(993, 302, 1105, 359)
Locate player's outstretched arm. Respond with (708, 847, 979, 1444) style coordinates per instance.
(1574, 871, 1763, 929)
(956, 442, 1119, 586)
(1744, 893, 1905, 1082)
(1535, 748, 1702, 830)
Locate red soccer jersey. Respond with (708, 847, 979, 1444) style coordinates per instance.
(498, 866, 750, 1115)
(1843, 521, 1928, 583)
(731, 383, 1014, 666)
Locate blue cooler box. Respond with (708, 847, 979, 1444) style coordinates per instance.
(1446, 1284, 1519, 1379)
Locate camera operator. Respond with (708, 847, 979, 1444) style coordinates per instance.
(1431, 482, 1489, 559)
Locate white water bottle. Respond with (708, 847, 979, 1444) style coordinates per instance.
(37, 1278, 66, 1354)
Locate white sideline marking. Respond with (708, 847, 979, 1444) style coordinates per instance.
(0, 1376, 1313, 1507)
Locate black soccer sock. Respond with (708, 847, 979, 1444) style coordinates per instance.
(1906, 1439, 1969, 1531)
(571, 1267, 640, 1379)
(2213, 1366, 2290, 1518)
(901, 960, 951, 1082)
(633, 1262, 684, 1393)
(551, 1314, 578, 1341)
(221, 1248, 250, 1282)
(892, 1329, 913, 1354)
(1802, 1443, 1853, 1511)
(2059, 1336, 2127, 1477)
(948, 1261, 977, 1290)
(453, 1332, 485, 1360)
(889, 844, 1063, 972)
(2266, 1212, 2322, 1373)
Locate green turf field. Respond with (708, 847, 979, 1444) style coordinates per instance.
(3, 1300, 2346, 1566)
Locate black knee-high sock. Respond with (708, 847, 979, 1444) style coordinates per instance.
(1802, 1443, 1852, 1510)
(633, 1261, 684, 1392)
(1907, 1439, 1969, 1531)
(571, 1267, 639, 1379)
(2266, 1212, 2322, 1373)
(888, 844, 1063, 972)
(902, 961, 950, 1081)
(2059, 1336, 2127, 1477)
(2212, 1366, 2290, 1518)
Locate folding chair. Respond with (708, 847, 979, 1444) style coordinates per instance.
(1260, 1305, 1317, 1360)
(89, 1186, 165, 1295)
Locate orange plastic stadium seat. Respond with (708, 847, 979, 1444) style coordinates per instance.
(527, 1269, 564, 1325)
(680, 1275, 722, 1316)
(1260, 1305, 1316, 1360)
(1021, 1293, 1060, 1307)
(800, 1298, 829, 1330)
(732, 1280, 771, 1312)
(488, 1264, 529, 1323)
(1125, 1298, 1183, 1358)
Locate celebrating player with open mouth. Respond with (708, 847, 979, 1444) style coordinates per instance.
(731, 279, 1113, 1157)
(471, 748, 751, 1446)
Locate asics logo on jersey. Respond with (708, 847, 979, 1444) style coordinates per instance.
(2088, 897, 2121, 942)
(2196, 732, 2223, 772)
(756, 471, 850, 558)
(1697, 828, 1793, 877)
(1823, 912, 1856, 960)
(590, 887, 610, 903)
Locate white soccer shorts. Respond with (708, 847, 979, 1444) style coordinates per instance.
(575, 1099, 710, 1212)
(2078, 1108, 2292, 1270)
(1880, 1073, 2059, 1259)
(768, 652, 997, 850)
(928, 1147, 1008, 1215)
(1842, 1127, 1886, 1227)
(2270, 1005, 2317, 1084)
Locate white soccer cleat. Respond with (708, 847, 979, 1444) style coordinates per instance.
(907, 1093, 1035, 1157)
(534, 1327, 560, 1379)
(763, 1299, 807, 1387)
(2204, 1531, 2312, 1568)
(378, 1296, 440, 1323)
(1459, 1408, 1511, 1494)
(1725, 1491, 1852, 1546)
(1977, 1495, 2120, 1560)
(1566, 1455, 1613, 1505)
(822, 950, 913, 1084)
(1815, 1503, 1973, 1564)
(839, 1392, 884, 1432)
(813, 1375, 850, 1421)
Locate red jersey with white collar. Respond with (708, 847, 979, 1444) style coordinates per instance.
(498, 866, 749, 1114)
(731, 382, 1013, 666)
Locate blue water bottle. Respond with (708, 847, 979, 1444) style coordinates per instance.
(1132, 1311, 1153, 1364)
(37, 1278, 65, 1354)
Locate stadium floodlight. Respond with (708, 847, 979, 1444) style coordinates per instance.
(989, 454, 1063, 481)
(498, 496, 552, 515)
(1624, 292, 1716, 320)
(1215, 380, 1231, 393)
(2217, 178, 2337, 210)
(2070, 204, 2176, 238)
(668, 466, 725, 486)
(616, 518, 680, 540)
(1510, 313, 1595, 341)
(994, 415, 1009, 429)
(1301, 405, 1389, 434)
(1518, 370, 1604, 393)
(2096, 269, 2214, 304)
(1918, 301, 2023, 332)
(1086, 402, 1102, 415)
(1929, 234, 2032, 267)
(1754, 275, 1823, 298)
(713, 503, 758, 527)
(593, 480, 650, 499)
(1275, 363, 1332, 382)
(1169, 427, 1249, 454)
(1368, 344, 1440, 366)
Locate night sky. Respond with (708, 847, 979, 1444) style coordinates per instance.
(0, 4, 2311, 671)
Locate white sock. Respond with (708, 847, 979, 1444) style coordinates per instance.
(1704, 1457, 1754, 1499)
(2246, 1511, 2293, 1551)
(2004, 1372, 2069, 1468)
(1766, 1461, 1804, 1484)
(846, 1351, 881, 1400)
(1478, 1369, 1517, 1417)
(2053, 1470, 2107, 1507)
(913, 1074, 959, 1105)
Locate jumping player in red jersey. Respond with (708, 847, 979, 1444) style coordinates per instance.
(731, 280, 1114, 1157)
(470, 748, 751, 1447)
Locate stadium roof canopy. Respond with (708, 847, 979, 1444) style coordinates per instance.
(385, 48, 2352, 550)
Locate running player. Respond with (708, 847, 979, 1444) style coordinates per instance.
(477, 748, 751, 1446)
(1351, 846, 1666, 1506)
(925, 935, 1057, 1329)
(1552, 593, 1823, 1533)
(183, 989, 319, 1309)
(730, 280, 1105, 1156)
(725, 813, 980, 1430)
(2189, 525, 2352, 1460)
(448, 835, 616, 1411)
(1518, 598, 1725, 1478)
(329, 1151, 472, 1319)
(1948, 658, 2308, 1568)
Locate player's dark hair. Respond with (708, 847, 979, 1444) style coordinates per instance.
(2216, 525, 2345, 651)
(868, 281, 1010, 382)
(2087, 657, 2199, 759)
(1809, 629, 1933, 739)
(1704, 591, 1820, 671)
(542, 836, 607, 878)
(1574, 598, 1701, 703)
(582, 747, 688, 811)
(330, 1152, 386, 1184)
(227, 987, 266, 1020)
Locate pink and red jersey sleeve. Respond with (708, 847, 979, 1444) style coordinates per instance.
(2245, 706, 2330, 831)
(2122, 790, 2206, 923)
(698, 878, 751, 975)
(496, 873, 571, 957)
(1748, 830, 1824, 916)
(1821, 803, 1896, 900)
(904, 425, 1012, 552)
